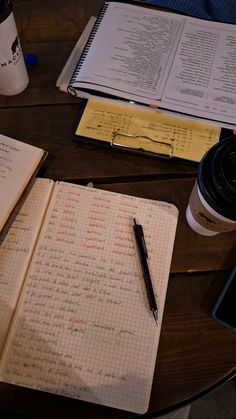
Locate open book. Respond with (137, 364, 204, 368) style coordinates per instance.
(0, 178, 178, 414)
(68, 1, 236, 127)
(0, 134, 46, 232)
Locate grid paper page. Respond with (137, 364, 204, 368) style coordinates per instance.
(0, 182, 178, 414)
(0, 178, 54, 356)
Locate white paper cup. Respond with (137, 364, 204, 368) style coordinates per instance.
(186, 138, 236, 236)
(0, 6, 29, 95)
(186, 183, 236, 236)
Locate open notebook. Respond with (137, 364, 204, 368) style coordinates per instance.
(0, 178, 178, 413)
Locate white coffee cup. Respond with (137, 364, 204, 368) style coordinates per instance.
(186, 182, 236, 236)
(186, 138, 236, 236)
(0, 4, 29, 95)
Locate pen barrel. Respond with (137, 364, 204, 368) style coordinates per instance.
(133, 227, 157, 312)
(141, 258, 158, 311)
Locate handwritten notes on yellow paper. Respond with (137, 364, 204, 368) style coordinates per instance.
(76, 98, 220, 161)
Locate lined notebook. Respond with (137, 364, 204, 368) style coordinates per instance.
(0, 178, 178, 413)
(0, 134, 46, 232)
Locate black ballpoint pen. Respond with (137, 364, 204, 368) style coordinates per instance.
(133, 218, 158, 324)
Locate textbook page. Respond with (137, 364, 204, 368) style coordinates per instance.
(162, 17, 236, 125)
(0, 182, 178, 413)
(70, 2, 184, 104)
(0, 134, 46, 232)
(0, 178, 54, 356)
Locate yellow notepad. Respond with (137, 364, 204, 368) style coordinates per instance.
(76, 97, 220, 162)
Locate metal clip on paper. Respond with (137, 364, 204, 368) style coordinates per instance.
(111, 131, 173, 159)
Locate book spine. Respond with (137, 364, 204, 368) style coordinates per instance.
(68, 2, 109, 96)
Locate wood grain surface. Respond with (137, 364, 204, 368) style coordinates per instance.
(0, 1, 235, 418)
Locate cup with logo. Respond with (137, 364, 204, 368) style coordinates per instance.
(0, 0, 29, 95)
(186, 137, 236, 235)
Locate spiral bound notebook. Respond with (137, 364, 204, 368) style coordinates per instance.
(0, 179, 178, 414)
(68, 1, 236, 127)
(68, 3, 109, 96)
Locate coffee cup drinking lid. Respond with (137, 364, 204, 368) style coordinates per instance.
(0, 0, 13, 24)
(222, 142, 236, 194)
(211, 139, 236, 204)
(198, 138, 236, 221)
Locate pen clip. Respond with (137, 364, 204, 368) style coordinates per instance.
(133, 218, 148, 258)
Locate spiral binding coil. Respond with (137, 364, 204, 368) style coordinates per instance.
(68, 2, 109, 90)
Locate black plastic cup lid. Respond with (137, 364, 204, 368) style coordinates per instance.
(0, 0, 13, 24)
(197, 138, 236, 221)
(211, 140, 236, 204)
(222, 142, 236, 193)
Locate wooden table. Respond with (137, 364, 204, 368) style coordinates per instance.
(0, 1, 235, 418)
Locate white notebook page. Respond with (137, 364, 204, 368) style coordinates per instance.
(72, 2, 184, 103)
(0, 182, 178, 413)
(0, 179, 54, 355)
(0, 134, 45, 232)
(162, 17, 236, 123)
